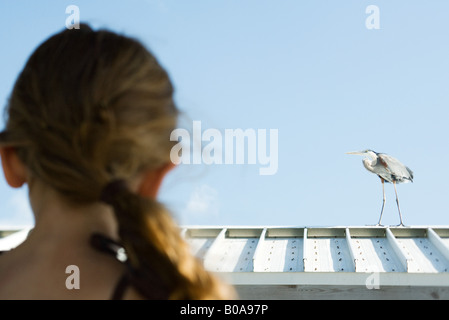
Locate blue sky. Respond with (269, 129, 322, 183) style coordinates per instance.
(1, 0, 449, 228)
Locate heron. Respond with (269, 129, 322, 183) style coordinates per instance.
(346, 150, 413, 226)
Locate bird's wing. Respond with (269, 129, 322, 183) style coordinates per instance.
(377, 154, 413, 182)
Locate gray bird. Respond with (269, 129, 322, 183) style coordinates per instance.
(346, 150, 414, 226)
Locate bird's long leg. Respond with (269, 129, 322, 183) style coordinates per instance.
(376, 178, 386, 226)
(393, 181, 405, 227)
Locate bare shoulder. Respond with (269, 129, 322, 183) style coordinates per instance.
(0, 245, 128, 300)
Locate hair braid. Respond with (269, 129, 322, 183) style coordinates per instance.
(100, 180, 233, 299)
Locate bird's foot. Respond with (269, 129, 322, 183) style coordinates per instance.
(365, 223, 384, 227)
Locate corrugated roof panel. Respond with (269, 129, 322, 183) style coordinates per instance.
(437, 234, 449, 253)
(203, 228, 261, 272)
(351, 238, 404, 272)
(187, 237, 215, 260)
(395, 238, 449, 273)
(304, 237, 354, 272)
(184, 228, 221, 260)
(183, 226, 449, 280)
(256, 236, 303, 272)
(441, 238, 449, 248)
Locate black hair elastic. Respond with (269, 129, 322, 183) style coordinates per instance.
(99, 179, 129, 205)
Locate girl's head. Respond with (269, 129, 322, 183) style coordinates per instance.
(0, 24, 233, 299)
(2, 23, 177, 201)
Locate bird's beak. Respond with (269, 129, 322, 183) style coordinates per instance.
(346, 151, 364, 155)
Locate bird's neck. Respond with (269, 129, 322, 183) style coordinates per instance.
(362, 157, 376, 173)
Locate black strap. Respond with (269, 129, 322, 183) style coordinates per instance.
(90, 233, 124, 258)
(110, 273, 132, 300)
(89, 233, 171, 300)
(90, 233, 132, 300)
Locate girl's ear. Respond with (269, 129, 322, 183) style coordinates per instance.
(137, 162, 176, 199)
(0, 147, 28, 188)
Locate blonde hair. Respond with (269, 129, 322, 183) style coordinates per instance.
(0, 24, 234, 299)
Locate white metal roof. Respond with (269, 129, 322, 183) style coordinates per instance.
(2, 225, 449, 288)
(182, 226, 449, 288)
(0, 228, 32, 251)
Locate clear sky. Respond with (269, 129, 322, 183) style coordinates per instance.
(1, 0, 449, 228)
